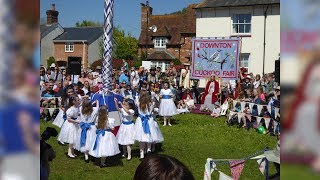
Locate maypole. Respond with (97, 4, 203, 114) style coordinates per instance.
(99, 0, 123, 128)
(102, 0, 114, 92)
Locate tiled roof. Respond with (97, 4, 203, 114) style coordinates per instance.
(40, 23, 63, 39)
(147, 50, 176, 61)
(53, 27, 103, 44)
(195, 0, 280, 9)
(139, 4, 197, 46)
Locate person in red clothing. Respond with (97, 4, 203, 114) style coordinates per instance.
(72, 82, 84, 96)
(200, 75, 220, 111)
(181, 88, 195, 109)
(53, 80, 63, 97)
(283, 60, 320, 172)
(92, 78, 103, 93)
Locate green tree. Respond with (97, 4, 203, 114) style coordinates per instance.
(75, 20, 102, 27)
(47, 56, 56, 69)
(172, 58, 181, 65)
(99, 27, 138, 60)
(134, 52, 145, 68)
(112, 27, 138, 60)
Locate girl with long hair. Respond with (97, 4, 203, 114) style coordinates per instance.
(57, 96, 81, 158)
(134, 92, 164, 159)
(89, 106, 120, 168)
(74, 99, 99, 163)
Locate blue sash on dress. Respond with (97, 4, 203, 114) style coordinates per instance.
(63, 114, 67, 121)
(139, 114, 151, 134)
(80, 122, 94, 147)
(122, 121, 134, 125)
(93, 129, 111, 150)
(162, 95, 171, 99)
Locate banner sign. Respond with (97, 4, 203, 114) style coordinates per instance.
(191, 38, 240, 79)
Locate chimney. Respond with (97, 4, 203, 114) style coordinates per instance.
(46, 4, 59, 25)
(141, 1, 153, 30)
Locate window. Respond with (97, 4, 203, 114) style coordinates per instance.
(240, 53, 250, 69)
(232, 14, 251, 34)
(151, 61, 157, 68)
(150, 61, 170, 72)
(164, 62, 170, 70)
(154, 37, 167, 48)
(65, 43, 74, 52)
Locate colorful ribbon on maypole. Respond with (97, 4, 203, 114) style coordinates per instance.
(102, 0, 114, 91)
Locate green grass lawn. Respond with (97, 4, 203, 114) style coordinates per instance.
(281, 164, 320, 180)
(41, 113, 277, 180)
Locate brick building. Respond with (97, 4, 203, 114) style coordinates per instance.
(138, 2, 197, 71)
(40, 4, 103, 69)
(53, 27, 103, 69)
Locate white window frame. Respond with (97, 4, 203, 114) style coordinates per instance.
(239, 53, 250, 71)
(150, 61, 170, 72)
(65, 42, 74, 52)
(164, 62, 170, 71)
(231, 14, 252, 35)
(154, 37, 167, 48)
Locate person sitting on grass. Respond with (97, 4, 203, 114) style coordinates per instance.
(181, 88, 195, 110)
(177, 100, 189, 114)
(242, 89, 253, 102)
(241, 104, 252, 129)
(210, 102, 221, 118)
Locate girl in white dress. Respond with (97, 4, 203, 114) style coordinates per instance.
(114, 98, 135, 160)
(57, 97, 81, 158)
(134, 92, 164, 159)
(159, 82, 177, 126)
(150, 102, 164, 152)
(74, 99, 99, 163)
(89, 105, 120, 168)
(52, 107, 65, 128)
(52, 96, 69, 128)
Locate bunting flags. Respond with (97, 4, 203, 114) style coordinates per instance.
(218, 171, 233, 180)
(48, 108, 55, 117)
(257, 105, 263, 116)
(273, 121, 279, 134)
(204, 158, 216, 180)
(229, 160, 245, 180)
(231, 100, 279, 117)
(257, 117, 262, 125)
(204, 149, 271, 180)
(233, 100, 237, 109)
(221, 102, 228, 116)
(257, 158, 267, 175)
(228, 112, 234, 121)
(240, 102, 246, 111)
(265, 118, 271, 127)
(267, 106, 272, 114)
(237, 113, 243, 123)
(274, 108, 280, 119)
(227, 100, 280, 133)
(249, 103, 254, 113)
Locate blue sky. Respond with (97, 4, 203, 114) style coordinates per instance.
(40, 0, 202, 38)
